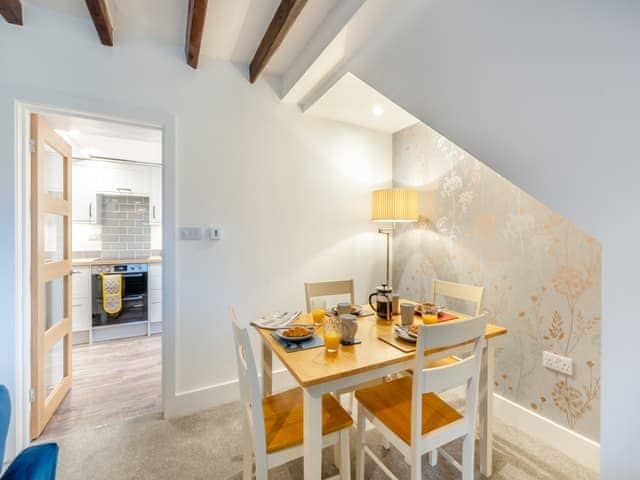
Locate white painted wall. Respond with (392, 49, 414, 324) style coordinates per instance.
(335, 1, 639, 478)
(0, 5, 391, 461)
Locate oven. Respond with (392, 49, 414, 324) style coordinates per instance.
(92, 263, 148, 327)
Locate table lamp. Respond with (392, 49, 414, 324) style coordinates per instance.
(371, 188, 419, 288)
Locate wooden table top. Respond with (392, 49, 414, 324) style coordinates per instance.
(255, 304, 507, 388)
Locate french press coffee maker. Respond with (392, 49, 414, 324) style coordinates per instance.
(368, 284, 393, 320)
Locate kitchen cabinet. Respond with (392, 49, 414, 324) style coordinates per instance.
(71, 266, 91, 344)
(148, 263, 162, 333)
(94, 161, 150, 196)
(72, 161, 96, 223)
(150, 165, 162, 225)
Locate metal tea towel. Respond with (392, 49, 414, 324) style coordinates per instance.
(101, 272, 123, 315)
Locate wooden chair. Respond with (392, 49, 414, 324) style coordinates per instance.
(355, 314, 488, 480)
(304, 280, 355, 312)
(231, 310, 352, 480)
(432, 279, 484, 316)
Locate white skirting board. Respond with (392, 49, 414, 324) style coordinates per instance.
(493, 393, 600, 473)
(165, 368, 297, 419)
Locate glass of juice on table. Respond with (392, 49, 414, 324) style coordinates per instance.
(421, 303, 439, 324)
(310, 298, 326, 327)
(323, 316, 341, 353)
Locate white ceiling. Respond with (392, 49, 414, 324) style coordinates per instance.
(304, 73, 419, 134)
(43, 113, 162, 163)
(25, 0, 339, 75)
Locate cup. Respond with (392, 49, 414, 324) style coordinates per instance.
(310, 298, 326, 326)
(336, 302, 351, 316)
(392, 295, 400, 315)
(400, 303, 415, 326)
(421, 303, 439, 324)
(323, 316, 341, 353)
(340, 314, 358, 344)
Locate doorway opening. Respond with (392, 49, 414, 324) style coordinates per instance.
(23, 108, 165, 442)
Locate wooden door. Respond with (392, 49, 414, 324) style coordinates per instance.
(30, 114, 73, 439)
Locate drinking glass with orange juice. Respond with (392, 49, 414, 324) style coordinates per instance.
(323, 316, 341, 353)
(421, 303, 439, 324)
(310, 298, 327, 326)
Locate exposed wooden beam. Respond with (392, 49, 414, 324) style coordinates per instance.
(85, 0, 113, 46)
(249, 0, 307, 83)
(185, 0, 208, 69)
(0, 0, 23, 25)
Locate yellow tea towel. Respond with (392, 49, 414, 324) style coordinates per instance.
(101, 273, 123, 315)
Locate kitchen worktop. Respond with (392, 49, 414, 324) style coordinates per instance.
(72, 256, 162, 266)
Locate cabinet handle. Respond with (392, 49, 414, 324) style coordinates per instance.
(70, 269, 81, 275)
(89, 202, 92, 219)
(117, 187, 132, 193)
(72, 303, 83, 308)
(153, 205, 156, 219)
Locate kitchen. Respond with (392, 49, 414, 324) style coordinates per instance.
(40, 114, 163, 438)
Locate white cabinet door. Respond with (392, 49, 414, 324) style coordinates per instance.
(148, 263, 162, 324)
(71, 266, 91, 299)
(95, 161, 150, 195)
(71, 161, 96, 223)
(71, 266, 91, 334)
(150, 165, 162, 224)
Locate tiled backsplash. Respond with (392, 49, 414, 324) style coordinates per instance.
(100, 195, 151, 259)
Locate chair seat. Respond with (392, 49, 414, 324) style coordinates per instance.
(355, 376, 462, 445)
(262, 388, 353, 453)
(1, 443, 59, 480)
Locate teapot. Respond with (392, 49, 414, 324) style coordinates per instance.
(368, 284, 393, 320)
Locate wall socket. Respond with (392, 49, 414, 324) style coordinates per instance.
(179, 227, 202, 241)
(543, 351, 573, 376)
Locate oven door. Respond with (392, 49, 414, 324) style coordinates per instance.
(93, 272, 148, 326)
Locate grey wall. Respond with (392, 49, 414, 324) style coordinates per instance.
(342, 0, 640, 476)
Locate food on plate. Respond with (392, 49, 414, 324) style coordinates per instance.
(350, 305, 359, 313)
(408, 325, 420, 336)
(282, 326, 312, 338)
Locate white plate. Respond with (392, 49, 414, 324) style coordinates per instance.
(275, 327, 314, 343)
(331, 305, 363, 316)
(394, 325, 417, 343)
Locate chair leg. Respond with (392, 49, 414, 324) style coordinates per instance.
(339, 429, 351, 480)
(356, 405, 366, 480)
(462, 433, 474, 480)
(428, 449, 438, 466)
(410, 448, 422, 480)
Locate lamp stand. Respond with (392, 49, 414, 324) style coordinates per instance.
(378, 224, 395, 288)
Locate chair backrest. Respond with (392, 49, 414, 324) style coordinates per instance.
(411, 315, 488, 444)
(304, 280, 355, 312)
(432, 279, 484, 316)
(230, 309, 267, 458)
(0, 385, 9, 466)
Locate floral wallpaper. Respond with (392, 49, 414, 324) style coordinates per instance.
(392, 122, 601, 441)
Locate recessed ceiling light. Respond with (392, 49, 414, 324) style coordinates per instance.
(372, 104, 384, 117)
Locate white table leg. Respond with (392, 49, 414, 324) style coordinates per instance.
(261, 340, 272, 397)
(479, 340, 495, 477)
(303, 387, 323, 480)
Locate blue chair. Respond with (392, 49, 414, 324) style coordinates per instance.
(0, 386, 58, 480)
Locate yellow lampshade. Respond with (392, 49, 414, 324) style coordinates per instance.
(371, 188, 419, 222)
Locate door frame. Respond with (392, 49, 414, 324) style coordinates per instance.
(13, 98, 177, 451)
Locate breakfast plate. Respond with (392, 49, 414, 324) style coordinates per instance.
(330, 305, 362, 316)
(275, 326, 315, 343)
(394, 325, 417, 343)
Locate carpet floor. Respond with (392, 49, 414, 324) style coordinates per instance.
(49, 400, 598, 480)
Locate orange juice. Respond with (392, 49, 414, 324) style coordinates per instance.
(324, 331, 341, 352)
(422, 313, 438, 324)
(311, 309, 325, 326)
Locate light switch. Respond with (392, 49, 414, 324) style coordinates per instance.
(209, 225, 222, 240)
(179, 227, 202, 241)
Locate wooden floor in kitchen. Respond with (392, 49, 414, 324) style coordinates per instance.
(40, 335, 162, 441)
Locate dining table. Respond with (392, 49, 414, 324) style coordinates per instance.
(255, 301, 507, 479)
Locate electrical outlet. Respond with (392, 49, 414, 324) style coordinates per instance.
(543, 351, 573, 376)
